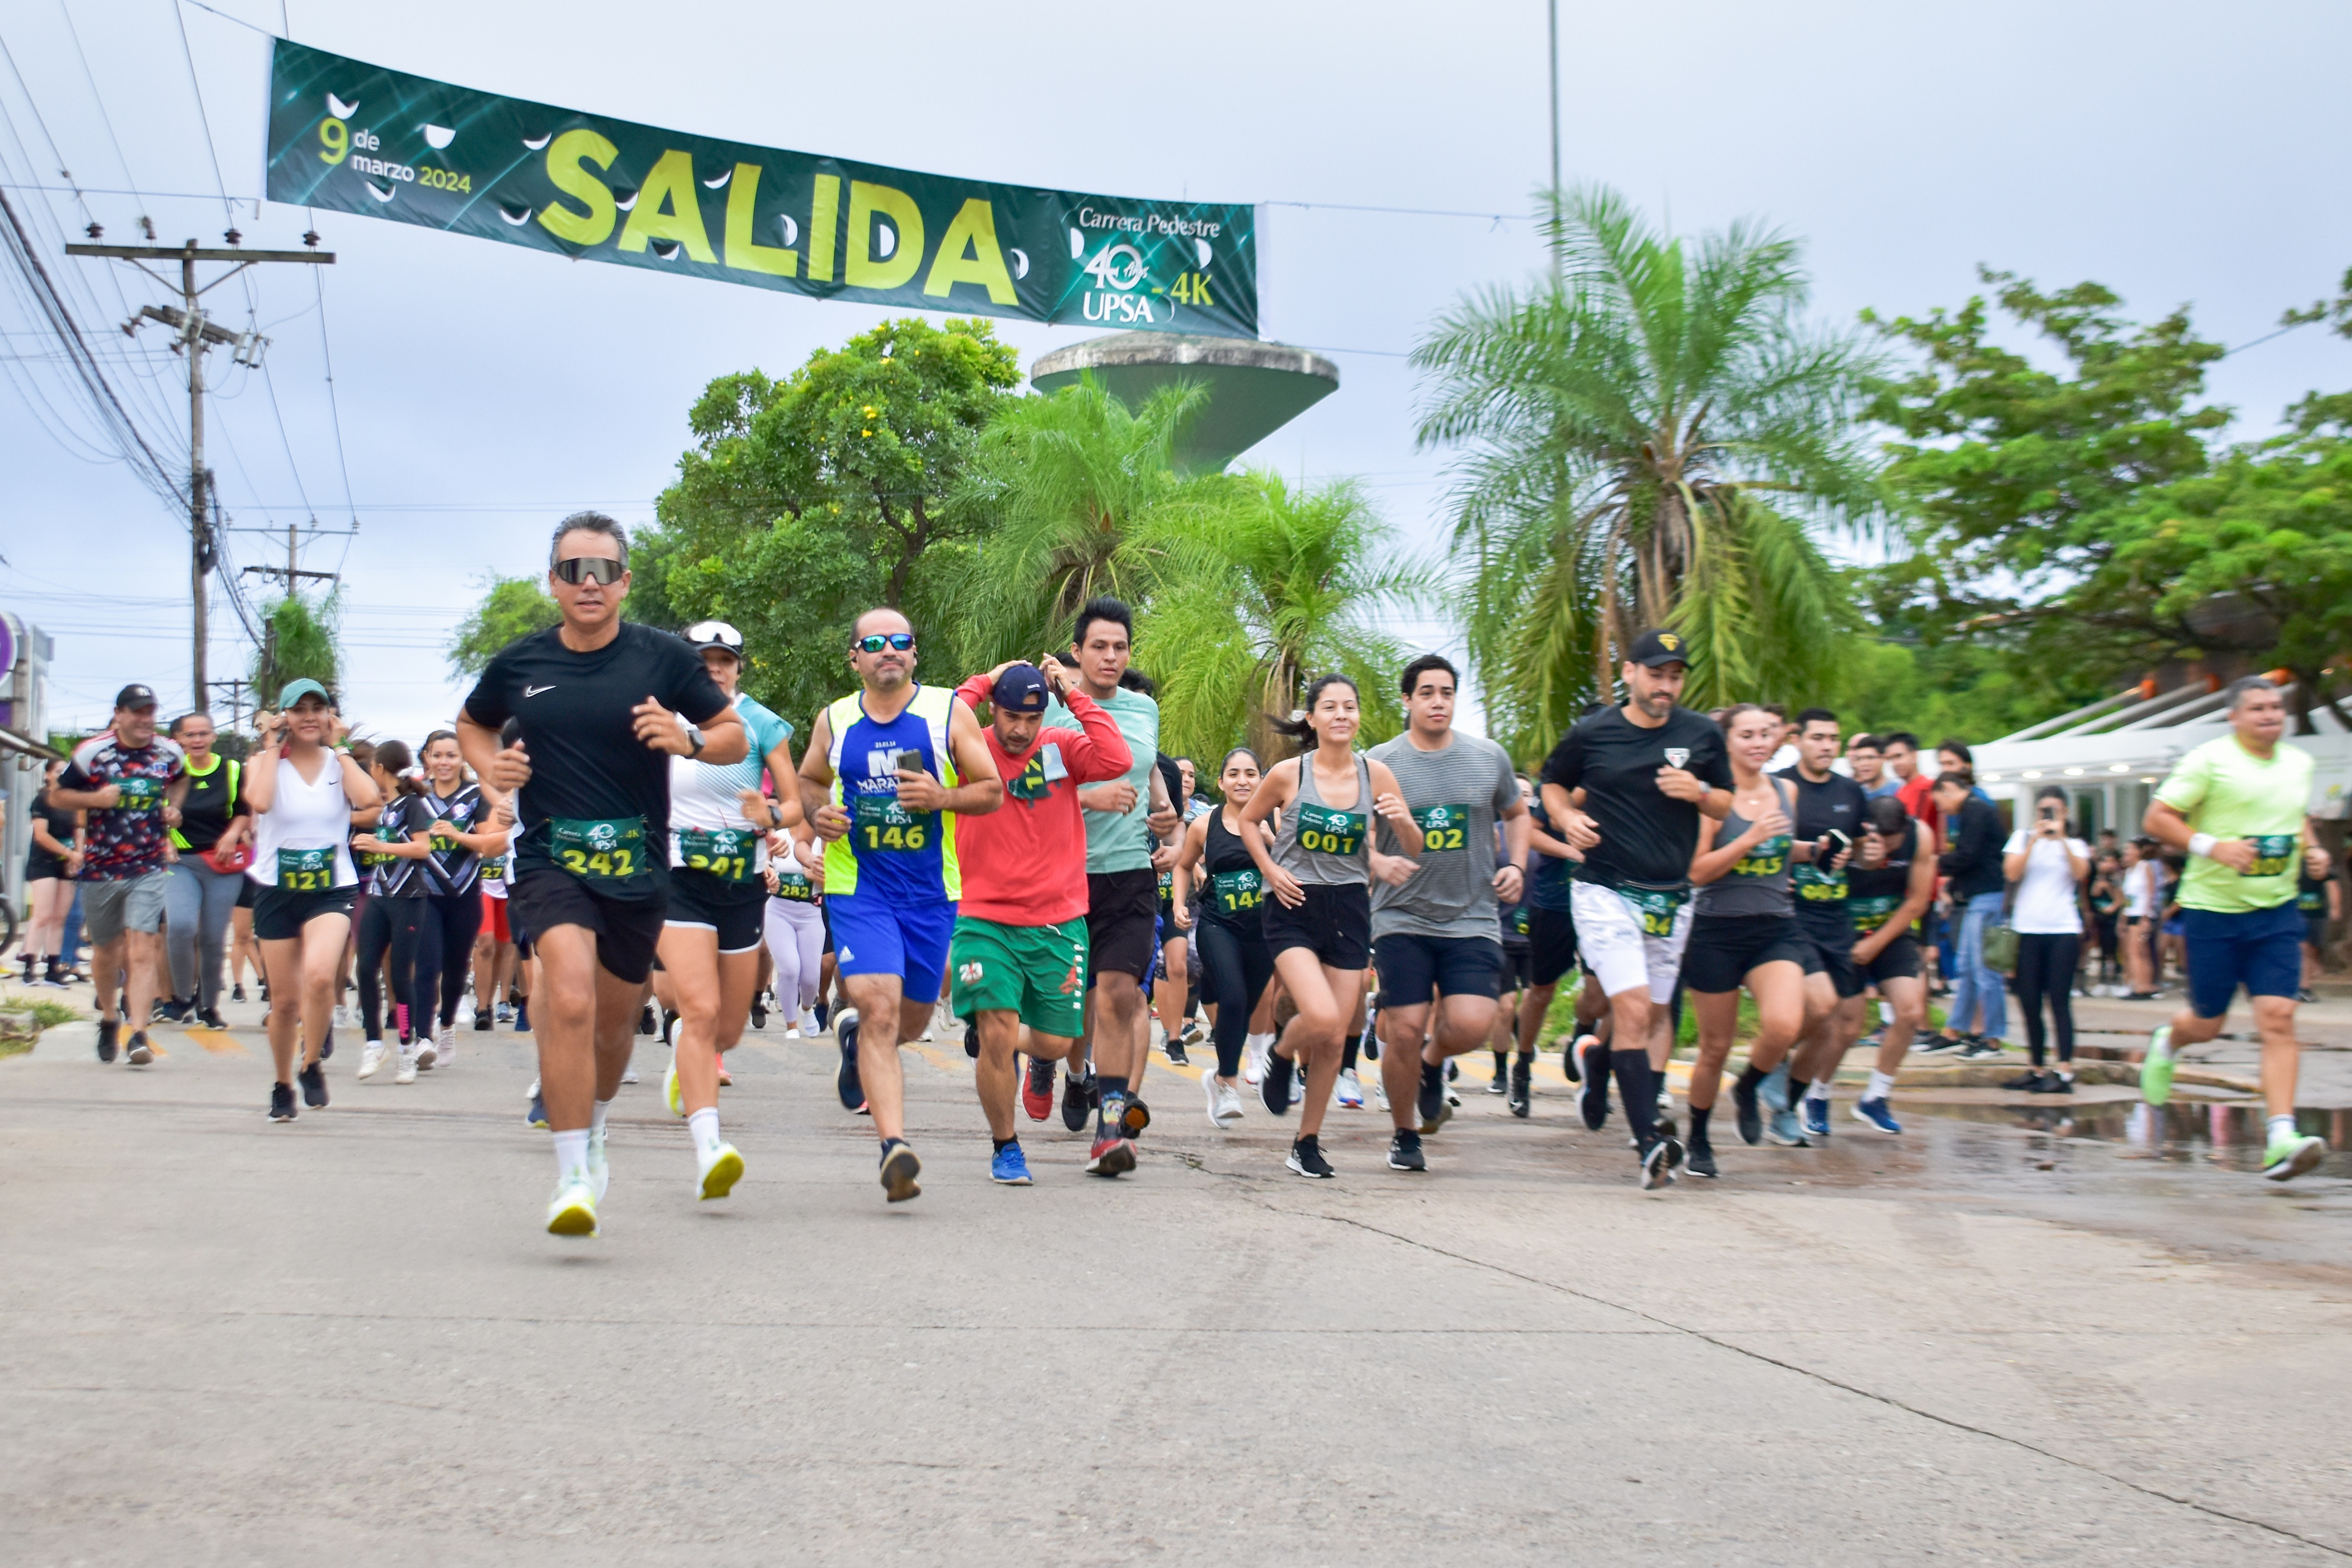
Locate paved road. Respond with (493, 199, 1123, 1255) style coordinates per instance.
(6, 997, 2352, 1565)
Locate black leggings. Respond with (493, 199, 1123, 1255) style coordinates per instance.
(357, 895, 428, 1042)
(1194, 915, 1275, 1079)
(415, 893, 485, 1029)
(2012, 931, 2081, 1067)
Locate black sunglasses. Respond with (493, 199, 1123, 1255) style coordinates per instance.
(552, 556, 626, 585)
(854, 632, 915, 653)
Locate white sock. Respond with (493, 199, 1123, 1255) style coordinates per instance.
(551, 1128, 590, 1185)
(688, 1106, 723, 1158)
(1247, 1031, 1273, 1054)
(1811, 1077, 1835, 1099)
(2269, 1114, 2298, 1146)
(1866, 1069, 1896, 1101)
(591, 1096, 614, 1135)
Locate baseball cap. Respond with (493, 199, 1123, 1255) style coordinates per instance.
(113, 683, 158, 711)
(278, 678, 333, 709)
(990, 663, 1050, 713)
(685, 619, 744, 655)
(1627, 629, 1691, 668)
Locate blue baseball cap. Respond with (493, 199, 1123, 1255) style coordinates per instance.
(990, 663, 1050, 714)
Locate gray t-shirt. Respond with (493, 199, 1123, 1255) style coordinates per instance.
(1366, 731, 1521, 941)
(1040, 686, 1159, 875)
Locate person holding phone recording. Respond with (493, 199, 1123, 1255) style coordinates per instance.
(2001, 786, 2092, 1092)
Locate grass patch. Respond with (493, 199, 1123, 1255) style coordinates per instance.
(1, 991, 82, 1057)
(1531, 975, 1944, 1056)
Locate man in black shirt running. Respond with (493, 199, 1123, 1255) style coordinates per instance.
(1776, 709, 1870, 1139)
(1539, 629, 1733, 1187)
(459, 513, 744, 1239)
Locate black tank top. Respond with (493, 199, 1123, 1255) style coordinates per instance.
(1202, 809, 1267, 928)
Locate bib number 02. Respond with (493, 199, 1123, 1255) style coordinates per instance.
(1412, 803, 1469, 851)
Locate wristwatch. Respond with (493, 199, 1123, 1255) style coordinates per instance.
(684, 721, 706, 757)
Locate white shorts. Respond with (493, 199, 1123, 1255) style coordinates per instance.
(1570, 880, 1694, 1005)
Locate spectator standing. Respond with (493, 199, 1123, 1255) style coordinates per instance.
(2001, 786, 2091, 1090)
(1933, 768, 2007, 1054)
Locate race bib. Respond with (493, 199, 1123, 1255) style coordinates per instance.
(1006, 752, 1054, 803)
(1508, 904, 1531, 938)
(2244, 834, 2295, 877)
(1849, 894, 1900, 933)
(481, 858, 505, 884)
(1412, 803, 1469, 851)
(852, 791, 930, 853)
(678, 826, 754, 883)
(774, 869, 815, 902)
(276, 846, 335, 892)
(1211, 868, 1263, 916)
(1617, 883, 1690, 937)
(550, 815, 649, 887)
(1731, 834, 1790, 878)
(1794, 860, 1849, 902)
(1157, 868, 1175, 894)
(1295, 801, 1366, 857)
(2298, 886, 2323, 912)
(114, 775, 161, 812)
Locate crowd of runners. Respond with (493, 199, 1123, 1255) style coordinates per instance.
(17, 512, 2335, 1236)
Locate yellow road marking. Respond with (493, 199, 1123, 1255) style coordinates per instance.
(182, 1027, 243, 1056)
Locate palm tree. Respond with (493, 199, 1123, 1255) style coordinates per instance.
(1413, 185, 1880, 758)
(1144, 472, 1432, 766)
(949, 375, 1233, 664)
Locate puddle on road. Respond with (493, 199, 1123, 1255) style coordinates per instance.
(1902, 1098, 2352, 1178)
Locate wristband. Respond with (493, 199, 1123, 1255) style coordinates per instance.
(2187, 832, 2218, 859)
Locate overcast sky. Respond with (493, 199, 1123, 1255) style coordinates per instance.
(5, 0, 2349, 740)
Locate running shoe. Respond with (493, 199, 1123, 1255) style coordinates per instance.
(714, 1056, 730, 1088)
(2264, 1134, 2326, 1182)
(318, 1030, 333, 1062)
(435, 1024, 457, 1067)
(232, 984, 248, 1004)
(795, 1008, 821, 1035)
(1851, 1097, 1901, 1134)
(624, 1064, 641, 1086)
(1242, 1036, 1266, 1087)
(1578, 1050, 1610, 1132)
(963, 1019, 979, 1060)
(1121, 1097, 1151, 1137)
(1286, 1135, 1335, 1179)
(1760, 1062, 1792, 1113)
(1062, 1071, 1096, 1133)
(639, 1004, 657, 1036)
(331, 1004, 353, 1030)
(1261, 1048, 1296, 1116)
(96, 1018, 118, 1063)
(197, 1007, 226, 1030)
(1561, 1033, 1590, 1083)
(494, 1000, 514, 1023)
(587, 1129, 611, 1201)
(1023, 1057, 1056, 1122)
(2297, 987, 2321, 1005)
(664, 1057, 685, 1117)
(358, 1042, 386, 1080)
(269, 1081, 296, 1121)
(2002, 1069, 2048, 1091)
(1802, 1096, 1830, 1139)
(1685, 1142, 1719, 1179)
(1485, 1062, 1508, 1095)
(545, 1179, 598, 1237)
(698, 1140, 744, 1200)
(1916, 1035, 1964, 1055)
(1387, 1129, 1427, 1171)
(750, 993, 768, 1031)
(1766, 1109, 1808, 1147)
(513, 1000, 531, 1032)
(1957, 1039, 2007, 1060)
(660, 1010, 678, 1050)
(414, 1036, 438, 1070)
(152, 996, 192, 1024)
(1205, 1074, 1244, 1129)
(835, 1008, 866, 1112)
(395, 1047, 417, 1085)
(1164, 1035, 1190, 1067)
(474, 1008, 494, 1032)
(2140, 1024, 2175, 1106)
(125, 1032, 154, 1066)
(1085, 1132, 1135, 1177)
(1638, 1136, 1679, 1189)
(299, 1060, 329, 1109)
(879, 1139, 923, 1202)
(1336, 1068, 1364, 1109)
(1417, 1063, 1451, 1133)
(1732, 1075, 1763, 1146)
(2028, 1074, 2075, 1096)
(1509, 1057, 1532, 1118)
(526, 1086, 549, 1129)
(990, 1142, 1033, 1185)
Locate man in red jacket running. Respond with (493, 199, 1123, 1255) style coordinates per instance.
(950, 659, 1134, 1183)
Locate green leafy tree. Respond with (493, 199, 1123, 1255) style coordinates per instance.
(1142, 473, 1428, 766)
(1414, 186, 1880, 758)
(947, 376, 1231, 666)
(251, 590, 340, 709)
(446, 576, 561, 679)
(650, 316, 1021, 726)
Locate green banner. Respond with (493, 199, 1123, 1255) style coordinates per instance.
(263, 40, 1256, 338)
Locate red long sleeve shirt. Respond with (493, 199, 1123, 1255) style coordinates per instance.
(951, 677, 1134, 926)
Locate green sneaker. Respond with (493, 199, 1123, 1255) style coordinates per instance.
(2139, 1024, 2175, 1106)
(2263, 1134, 2325, 1183)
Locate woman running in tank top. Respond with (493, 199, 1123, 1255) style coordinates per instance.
(1237, 674, 1420, 1178)
(1172, 746, 1279, 1131)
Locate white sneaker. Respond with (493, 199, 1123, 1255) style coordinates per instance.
(394, 1047, 417, 1085)
(413, 1035, 438, 1069)
(545, 1178, 598, 1237)
(1242, 1039, 1265, 1087)
(1336, 1068, 1364, 1108)
(621, 1065, 640, 1086)
(696, 1140, 744, 1201)
(1374, 1079, 1391, 1112)
(1204, 1073, 1244, 1129)
(356, 1042, 386, 1080)
(796, 1008, 820, 1035)
(333, 1005, 354, 1030)
(435, 1023, 456, 1067)
(586, 1129, 610, 1201)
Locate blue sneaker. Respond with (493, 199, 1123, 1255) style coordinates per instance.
(1759, 1062, 1792, 1113)
(1851, 1097, 1901, 1135)
(525, 1087, 549, 1129)
(1803, 1096, 1831, 1138)
(513, 1000, 530, 1033)
(990, 1142, 1034, 1185)
(1767, 1106, 1808, 1146)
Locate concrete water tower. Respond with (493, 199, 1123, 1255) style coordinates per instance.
(1029, 333, 1340, 477)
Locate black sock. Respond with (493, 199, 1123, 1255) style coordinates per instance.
(1493, 1051, 1509, 1077)
(1421, 1059, 1444, 1098)
(1340, 1032, 1361, 1074)
(1516, 1050, 1535, 1065)
(1689, 1104, 1712, 1146)
(1096, 1074, 1129, 1133)
(1613, 1050, 1657, 1145)
(993, 1136, 1016, 1154)
(1735, 1063, 1767, 1096)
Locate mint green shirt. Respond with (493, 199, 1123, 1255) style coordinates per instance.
(2153, 734, 2313, 914)
(1042, 686, 1159, 874)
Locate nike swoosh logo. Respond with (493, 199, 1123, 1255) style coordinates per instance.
(524, 684, 556, 698)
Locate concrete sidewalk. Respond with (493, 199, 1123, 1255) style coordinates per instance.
(5, 999, 2352, 1564)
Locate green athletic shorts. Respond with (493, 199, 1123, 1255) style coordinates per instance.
(950, 914, 1088, 1039)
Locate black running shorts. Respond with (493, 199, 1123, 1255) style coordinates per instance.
(1086, 868, 1161, 982)
(1862, 933, 1922, 985)
(1373, 931, 1503, 1005)
(663, 864, 767, 954)
(1527, 904, 1577, 988)
(1794, 914, 1865, 999)
(509, 868, 666, 985)
(1261, 882, 1371, 970)
(1679, 913, 1809, 994)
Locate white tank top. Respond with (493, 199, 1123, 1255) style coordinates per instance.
(245, 751, 359, 889)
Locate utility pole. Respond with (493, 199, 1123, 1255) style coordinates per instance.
(1547, 0, 1562, 273)
(64, 234, 335, 713)
(207, 677, 250, 736)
